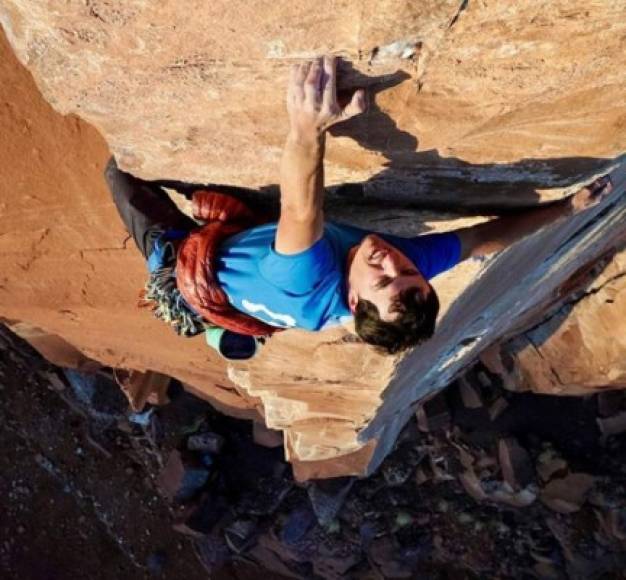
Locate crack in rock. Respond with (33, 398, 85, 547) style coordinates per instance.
(448, 0, 469, 29)
(16, 227, 50, 272)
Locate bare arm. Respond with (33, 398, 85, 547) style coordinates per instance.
(456, 175, 614, 260)
(275, 57, 365, 254)
(277, 132, 326, 253)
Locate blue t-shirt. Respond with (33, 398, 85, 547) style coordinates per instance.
(215, 222, 461, 331)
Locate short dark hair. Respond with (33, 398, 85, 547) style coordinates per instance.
(354, 287, 440, 354)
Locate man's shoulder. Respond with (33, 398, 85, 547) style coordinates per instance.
(219, 222, 278, 252)
(382, 230, 462, 280)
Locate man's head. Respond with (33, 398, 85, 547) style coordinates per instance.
(347, 234, 440, 354)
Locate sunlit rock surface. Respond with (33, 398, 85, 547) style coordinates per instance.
(2, 1, 625, 206)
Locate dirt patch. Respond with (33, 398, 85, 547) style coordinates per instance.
(0, 328, 209, 579)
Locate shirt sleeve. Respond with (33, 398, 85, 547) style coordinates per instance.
(383, 231, 462, 280)
(258, 236, 336, 295)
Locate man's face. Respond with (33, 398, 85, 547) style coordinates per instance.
(347, 234, 432, 321)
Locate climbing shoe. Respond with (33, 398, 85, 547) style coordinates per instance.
(205, 327, 260, 361)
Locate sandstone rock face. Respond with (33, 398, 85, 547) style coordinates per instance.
(481, 247, 626, 395)
(2, 1, 625, 206)
(1, 1, 625, 479)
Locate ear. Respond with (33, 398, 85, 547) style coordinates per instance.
(348, 287, 359, 314)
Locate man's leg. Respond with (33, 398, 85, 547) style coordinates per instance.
(104, 157, 197, 258)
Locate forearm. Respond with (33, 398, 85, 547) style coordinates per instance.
(279, 132, 325, 222)
(459, 198, 573, 258)
(275, 55, 365, 254)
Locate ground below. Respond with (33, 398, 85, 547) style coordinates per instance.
(1, 325, 624, 579)
(0, 326, 264, 580)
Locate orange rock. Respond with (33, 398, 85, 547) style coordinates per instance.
(482, 247, 626, 395)
(113, 369, 171, 412)
(2, 1, 625, 207)
(1, 1, 626, 480)
(6, 321, 100, 372)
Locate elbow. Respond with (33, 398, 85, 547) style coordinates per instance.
(470, 240, 507, 258)
(458, 226, 508, 260)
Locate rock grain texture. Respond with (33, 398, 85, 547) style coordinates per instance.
(1, 1, 626, 479)
(2, 1, 625, 206)
(481, 247, 626, 395)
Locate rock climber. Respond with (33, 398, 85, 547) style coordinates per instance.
(105, 55, 614, 358)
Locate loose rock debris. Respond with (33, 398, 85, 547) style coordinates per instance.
(0, 326, 209, 580)
(1, 324, 625, 579)
(151, 367, 626, 578)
